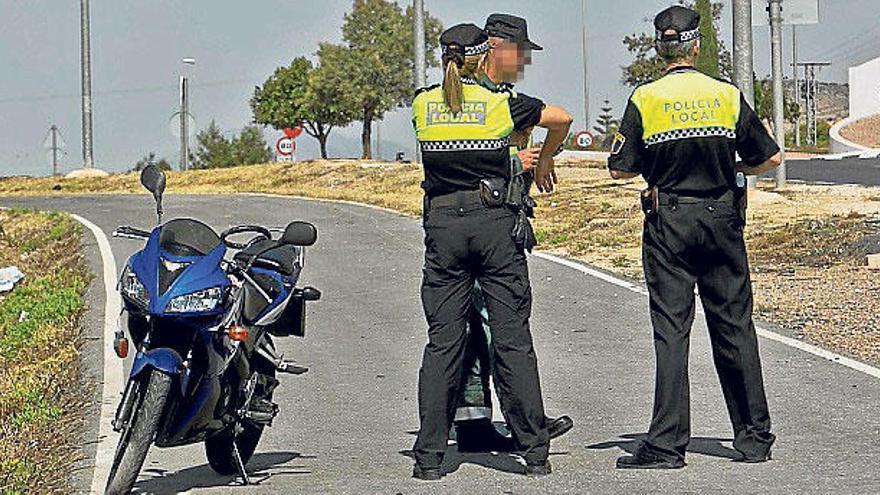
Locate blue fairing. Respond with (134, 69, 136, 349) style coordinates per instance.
(251, 266, 292, 323)
(127, 225, 228, 316)
(130, 348, 184, 378)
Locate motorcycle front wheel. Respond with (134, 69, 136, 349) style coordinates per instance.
(105, 370, 172, 495)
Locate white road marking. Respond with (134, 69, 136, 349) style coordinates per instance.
(532, 252, 880, 380)
(245, 196, 880, 380)
(71, 214, 124, 494)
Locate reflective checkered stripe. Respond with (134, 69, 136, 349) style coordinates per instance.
(420, 138, 510, 152)
(644, 126, 736, 147)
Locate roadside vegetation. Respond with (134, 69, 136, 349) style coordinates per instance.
(0, 209, 89, 493)
(1, 159, 878, 367)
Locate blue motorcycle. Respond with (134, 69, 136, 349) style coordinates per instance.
(105, 165, 321, 494)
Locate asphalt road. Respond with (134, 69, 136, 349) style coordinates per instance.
(2, 194, 879, 494)
(766, 157, 880, 186)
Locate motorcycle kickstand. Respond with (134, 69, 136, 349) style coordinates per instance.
(232, 440, 251, 486)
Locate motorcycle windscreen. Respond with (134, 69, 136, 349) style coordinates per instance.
(158, 218, 221, 257)
(157, 218, 222, 293)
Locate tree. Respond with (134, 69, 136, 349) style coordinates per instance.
(191, 121, 273, 169)
(132, 152, 171, 172)
(232, 125, 274, 165)
(693, 0, 720, 78)
(192, 121, 234, 169)
(753, 75, 801, 135)
(251, 56, 358, 159)
(335, 0, 442, 159)
(592, 100, 620, 147)
(622, 1, 731, 87)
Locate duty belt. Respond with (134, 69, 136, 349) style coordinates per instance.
(427, 190, 484, 210)
(657, 190, 735, 206)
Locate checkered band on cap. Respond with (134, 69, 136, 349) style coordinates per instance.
(644, 126, 736, 147)
(420, 138, 510, 152)
(679, 28, 700, 42)
(656, 28, 701, 43)
(465, 41, 490, 56)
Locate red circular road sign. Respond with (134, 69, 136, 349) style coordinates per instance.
(574, 131, 594, 149)
(276, 137, 296, 156)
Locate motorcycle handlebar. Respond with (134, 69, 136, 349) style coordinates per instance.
(113, 226, 151, 239)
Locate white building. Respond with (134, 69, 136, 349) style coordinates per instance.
(829, 55, 880, 152)
(849, 55, 880, 120)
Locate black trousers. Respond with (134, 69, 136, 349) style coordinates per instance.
(641, 197, 775, 461)
(413, 201, 548, 467)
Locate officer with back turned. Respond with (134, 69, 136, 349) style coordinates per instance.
(608, 5, 782, 469)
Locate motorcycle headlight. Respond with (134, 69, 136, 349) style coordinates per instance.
(121, 266, 148, 308)
(166, 287, 222, 313)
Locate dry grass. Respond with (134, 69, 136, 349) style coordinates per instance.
(3, 160, 880, 365)
(840, 114, 880, 148)
(0, 209, 90, 493)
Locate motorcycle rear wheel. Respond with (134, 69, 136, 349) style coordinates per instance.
(105, 370, 172, 495)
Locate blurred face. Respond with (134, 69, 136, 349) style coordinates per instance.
(489, 37, 532, 82)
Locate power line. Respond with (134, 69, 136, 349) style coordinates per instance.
(0, 78, 253, 105)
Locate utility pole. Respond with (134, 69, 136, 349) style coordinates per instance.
(180, 58, 195, 171)
(79, 0, 94, 169)
(580, 0, 590, 132)
(733, 0, 756, 189)
(413, 0, 426, 162)
(797, 61, 831, 146)
(732, 0, 755, 104)
(792, 25, 801, 148)
(376, 120, 382, 161)
(47, 125, 61, 175)
(769, 0, 786, 187)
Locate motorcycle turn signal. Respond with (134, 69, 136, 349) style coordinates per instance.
(113, 330, 129, 359)
(227, 325, 249, 342)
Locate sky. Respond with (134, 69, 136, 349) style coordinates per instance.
(1, 0, 879, 177)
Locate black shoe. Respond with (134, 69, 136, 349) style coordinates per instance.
(412, 465, 443, 481)
(455, 419, 515, 452)
(524, 460, 552, 477)
(739, 450, 772, 463)
(547, 415, 574, 440)
(616, 447, 686, 470)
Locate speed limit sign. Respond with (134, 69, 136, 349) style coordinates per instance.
(276, 137, 295, 156)
(574, 131, 594, 149)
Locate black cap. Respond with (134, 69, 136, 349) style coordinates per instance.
(484, 13, 543, 51)
(654, 6, 701, 43)
(440, 23, 490, 62)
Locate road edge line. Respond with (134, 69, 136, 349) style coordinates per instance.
(71, 213, 123, 494)
(531, 251, 880, 380)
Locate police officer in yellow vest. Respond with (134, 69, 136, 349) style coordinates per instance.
(609, 6, 781, 469)
(452, 13, 574, 453)
(411, 23, 570, 480)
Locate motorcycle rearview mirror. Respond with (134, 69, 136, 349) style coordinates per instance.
(140, 164, 166, 223)
(281, 221, 317, 246)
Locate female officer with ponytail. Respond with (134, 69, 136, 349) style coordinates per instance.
(410, 23, 570, 480)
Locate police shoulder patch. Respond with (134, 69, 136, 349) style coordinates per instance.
(611, 132, 627, 155)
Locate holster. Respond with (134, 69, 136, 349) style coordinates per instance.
(507, 171, 538, 252)
(734, 184, 748, 228)
(479, 178, 507, 207)
(641, 186, 659, 219)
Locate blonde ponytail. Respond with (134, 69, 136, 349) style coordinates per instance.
(442, 60, 463, 114)
(442, 53, 488, 115)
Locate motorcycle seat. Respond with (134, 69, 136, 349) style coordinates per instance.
(233, 240, 299, 276)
